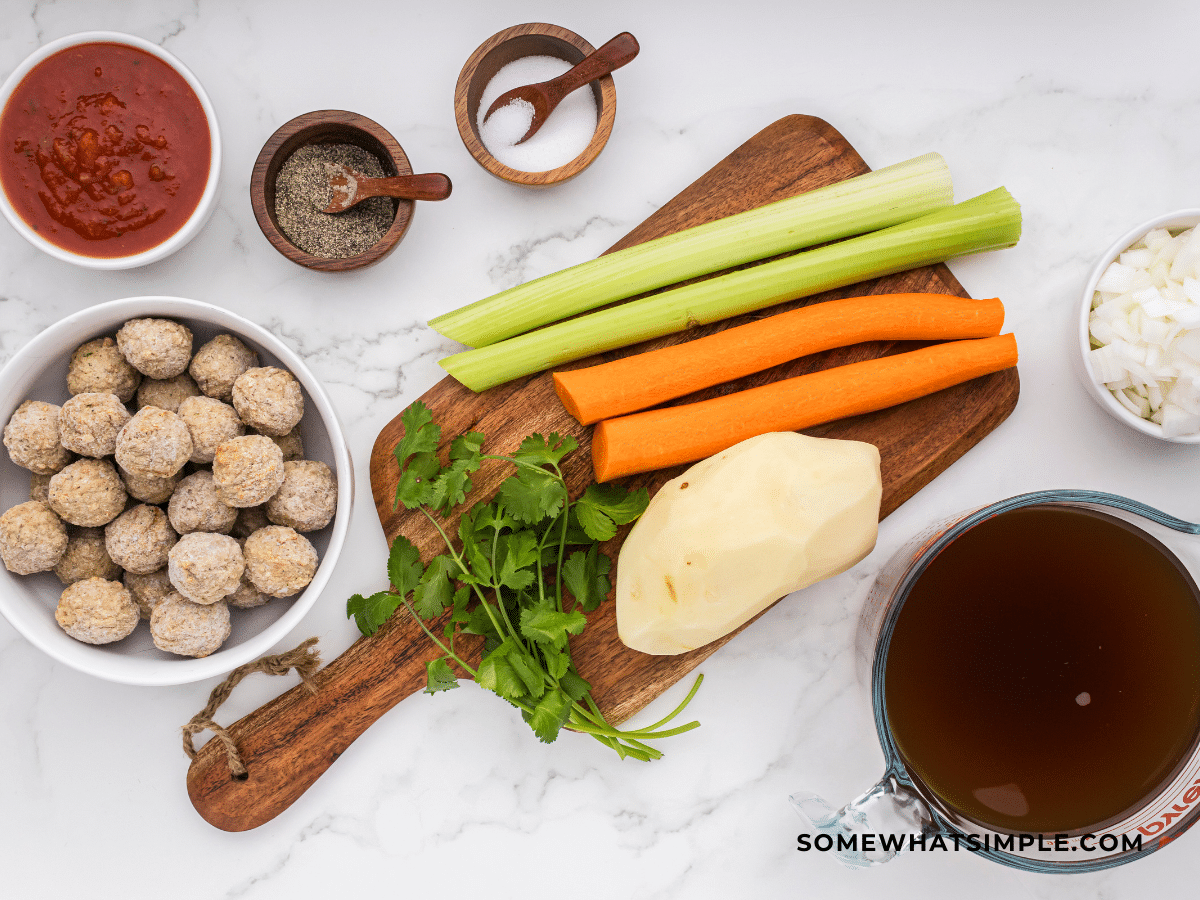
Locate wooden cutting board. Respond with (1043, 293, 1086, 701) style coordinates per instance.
(186, 115, 1019, 831)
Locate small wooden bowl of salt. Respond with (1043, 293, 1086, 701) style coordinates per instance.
(455, 23, 619, 187)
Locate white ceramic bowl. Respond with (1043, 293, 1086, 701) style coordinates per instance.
(1077, 209, 1200, 444)
(0, 32, 221, 269)
(0, 297, 353, 685)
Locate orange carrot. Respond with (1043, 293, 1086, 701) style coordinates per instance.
(591, 333, 1018, 482)
(554, 293, 1005, 425)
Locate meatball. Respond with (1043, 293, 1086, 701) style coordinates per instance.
(262, 426, 304, 462)
(168, 471, 237, 535)
(230, 504, 270, 540)
(231, 367, 304, 436)
(136, 372, 201, 414)
(54, 527, 122, 585)
(189, 334, 259, 402)
(226, 574, 269, 609)
(58, 392, 131, 458)
(0, 500, 68, 574)
(114, 406, 193, 478)
(124, 568, 174, 620)
(177, 396, 244, 464)
(150, 593, 230, 657)
(266, 460, 337, 532)
(105, 504, 177, 574)
(244, 525, 317, 598)
(67, 337, 141, 402)
(29, 472, 52, 504)
(48, 459, 127, 527)
(118, 465, 179, 505)
(116, 318, 193, 379)
(168, 532, 244, 605)
(211, 435, 285, 507)
(55, 577, 139, 645)
(3, 400, 72, 474)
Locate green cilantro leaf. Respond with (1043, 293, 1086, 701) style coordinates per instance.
(424, 658, 459, 694)
(525, 689, 572, 743)
(464, 602, 501, 643)
(427, 432, 485, 516)
(543, 649, 571, 680)
(444, 586, 472, 640)
(475, 501, 515, 534)
(449, 431, 485, 463)
(558, 668, 592, 702)
(413, 554, 457, 619)
(573, 503, 617, 542)
(393, 402, 440, 467)
(562, 546, 612, 613)
(495, 530, 539, 591)
(387, 536, 423, 597)
(477, 642, 527, 701)
(499, 466, 568, 524)
(346, 590, 401, 636)
(574, 484, 651, 542)
(512, 433, 578, 468)
(520, 601, 587, 649)
(506, 651, 546, 700)
(457, 504, 492, 583)
(395, 451, 442, 510)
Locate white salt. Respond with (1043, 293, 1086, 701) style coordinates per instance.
(483, 99, 535, 148)
(477, 55, 599, 173)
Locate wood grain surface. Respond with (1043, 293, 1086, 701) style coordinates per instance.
(187, 114, 1019, 832)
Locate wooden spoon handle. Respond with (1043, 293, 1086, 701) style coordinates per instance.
(186, 611, 450, 831)
(546, 32, 640, 105)
(359, 172, 453, 202)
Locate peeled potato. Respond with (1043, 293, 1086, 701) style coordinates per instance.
(616, 432, 882, 655)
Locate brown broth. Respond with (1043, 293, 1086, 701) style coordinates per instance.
(885, 506, 1200, 834)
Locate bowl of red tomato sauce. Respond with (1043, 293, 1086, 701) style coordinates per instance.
(0, 32, 221, 269)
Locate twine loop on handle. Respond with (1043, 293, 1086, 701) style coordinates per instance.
(181, 637, 322, 779)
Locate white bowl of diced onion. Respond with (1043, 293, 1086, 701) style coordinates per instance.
(1080, 209, 1200, 442)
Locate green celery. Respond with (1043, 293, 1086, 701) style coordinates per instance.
(429, 152, 954, 347)
(439, 188, 1022, 392)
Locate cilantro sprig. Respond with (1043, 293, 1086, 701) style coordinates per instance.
(347, 401, 701, 759)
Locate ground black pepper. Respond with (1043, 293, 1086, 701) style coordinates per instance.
(274, 143, 394, 259)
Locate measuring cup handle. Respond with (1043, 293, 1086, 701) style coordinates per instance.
(790, 772, 937, 868)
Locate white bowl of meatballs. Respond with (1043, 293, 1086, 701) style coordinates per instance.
(0, 296, 352, 686)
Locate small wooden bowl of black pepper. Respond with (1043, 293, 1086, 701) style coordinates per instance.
(251, 110, 415, 272)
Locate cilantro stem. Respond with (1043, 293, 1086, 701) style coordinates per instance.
(487, 530, 523, 644)
(398, 596, 478, 680)
(555, 501, 569, 613)
(639, 674, 704, 732)
(420, 507, 510, 644)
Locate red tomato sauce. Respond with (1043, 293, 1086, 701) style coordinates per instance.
(0, 42, 211, 258)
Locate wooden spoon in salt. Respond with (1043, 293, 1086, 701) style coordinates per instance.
(481, 32, 640, 145)
(322, 165, 452, 214)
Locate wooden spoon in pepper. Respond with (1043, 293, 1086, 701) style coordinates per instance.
(322, 165, 452, 214)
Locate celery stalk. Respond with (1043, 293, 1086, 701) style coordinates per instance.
(430, 153, 954, 348)
(439, 188, 1022, 392)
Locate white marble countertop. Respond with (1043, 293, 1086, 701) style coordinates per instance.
(4, 0, 1200, 895)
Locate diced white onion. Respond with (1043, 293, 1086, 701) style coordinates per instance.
(1097, 261, 1137, 293)
(1088, 223, 1200, 435)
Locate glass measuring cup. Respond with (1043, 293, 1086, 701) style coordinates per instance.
(791, 489, 1200, 872)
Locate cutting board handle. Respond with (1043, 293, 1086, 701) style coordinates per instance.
(186, 613, 439, 831)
